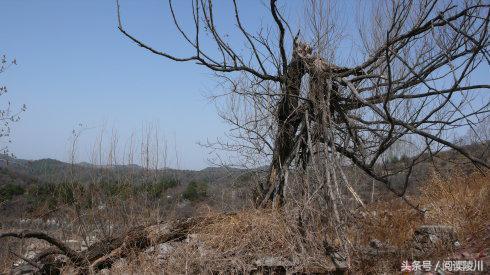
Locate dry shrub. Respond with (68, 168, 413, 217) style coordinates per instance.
(198, 210, 292, 257)
(164, 209, 333, 273)
(418, 171, 489, 246)
(3, 170, 487, 274)
(160, 170, 490, 274)
(354, 170, 488, 246)
(348, 197, 423, 273)
(350, 170, 489, 273)
(351, 199, 424, 247)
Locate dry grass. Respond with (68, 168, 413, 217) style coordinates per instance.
(418, 171, 489, 243)
(351, 200, 425, 247)
(162, 209, 333, 273)
(80, 171, 490, 274)
(350, 170, 489, 273)
(2, 170, 488, 274)
(354, 170, 488, 245)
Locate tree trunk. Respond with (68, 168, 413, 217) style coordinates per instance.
(260, 42, 309, 208)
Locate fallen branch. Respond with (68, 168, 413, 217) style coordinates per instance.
(1, 214, 230, 274)
(9, 248, 42, 269)
(0, 231, 87, 266)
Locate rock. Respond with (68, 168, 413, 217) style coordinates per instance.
(9, 264, 37, 275)
(254, 256, 294, 267)
(251, 254, 346, 274)
(329, 251, 349, 270)
(369, 239, 382, 249)
(363, 239, 398, 257)
(98, 268, 110, 275)
(410, 225, 458, 257)
(144, 243, 174, 259)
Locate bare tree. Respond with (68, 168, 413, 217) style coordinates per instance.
(115, 2, 490, 261)
(0, 54, 26, 154)
(116, 0, 489, 209)
(114, 11, 487, 255)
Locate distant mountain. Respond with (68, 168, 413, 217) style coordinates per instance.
(0, 155, 253, 189)
(0, 154, 28, 168)
(1, 140, 487, 191)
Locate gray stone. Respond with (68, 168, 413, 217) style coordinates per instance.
(411, 225, 458, 257)
(254, 256, 294, 267)
(144, 243, 174, 259)
(98, 268, 110, 275)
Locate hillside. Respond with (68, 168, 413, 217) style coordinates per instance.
(1, 141, 487, 215)
(0, 142, 488, 273)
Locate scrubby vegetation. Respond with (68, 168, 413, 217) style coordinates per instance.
(0, 183, 24, 202)
(0, 133, 488, 274)
(0, 154, 488, 274)
(100, 171, 489, 274)
(182, 180, 208, 201)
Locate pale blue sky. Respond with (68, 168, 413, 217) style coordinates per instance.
(1, 0, 295, 169)
(1, 0, 487, 169)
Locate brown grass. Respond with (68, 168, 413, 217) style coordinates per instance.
(354, 170, 488, 244)
(162, 209, 333, 273)
(418, 171, 489, 243)
(120, 170, 488, 273)
(350, 170, 489, 273)
(91, 170, 489, 274)
(2, 170, 488, 274)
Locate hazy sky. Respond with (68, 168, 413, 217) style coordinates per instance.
(1, 1, 487, 169)
(1, 0, 303, 169)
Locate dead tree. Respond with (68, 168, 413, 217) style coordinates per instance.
(115, 0, 489, 210)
